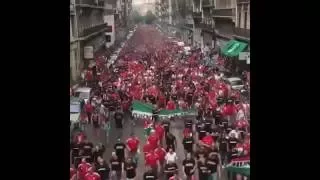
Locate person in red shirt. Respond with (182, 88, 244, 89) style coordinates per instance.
(166, 97, 176, 110)
(201, 132, 214, 149)
(77, 158, 92, 180)
(148, 130, 159, 150)
(154, 144, 167, 173)
(70, 167, 76, 180)
(155, 122, 165, 145)
(143, 141, 153, 158)
(84, 167, 101, 180)
(145, 150, 160, 175)
(126, 133, 140, 163)
(85, 101, 94, 124)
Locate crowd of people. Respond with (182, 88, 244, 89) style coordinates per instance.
(70, 25, 250, 180)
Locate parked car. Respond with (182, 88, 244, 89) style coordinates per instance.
(74, 87, 92, 103)
(70, 97, 81, 130)
(225, 77, 244, 90)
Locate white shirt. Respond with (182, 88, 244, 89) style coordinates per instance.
(165, 152, 177, 163)
(228, 130, 240, 139)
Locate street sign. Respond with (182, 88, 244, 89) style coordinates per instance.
(239, 52, 249, 61)
(84, 46, 94, 59)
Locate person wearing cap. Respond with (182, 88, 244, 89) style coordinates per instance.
(114, 138, 126, 163)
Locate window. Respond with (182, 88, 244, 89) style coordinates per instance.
(238, 6, 241, 28)
(106, 25, 112, 32)
(244, 11, 247, 30)
(71, 17, 76, 37)
(106, 35, 111, 42)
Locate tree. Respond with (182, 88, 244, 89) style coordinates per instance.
(132, 10, 144, 24)
(144, 10, 157, 24)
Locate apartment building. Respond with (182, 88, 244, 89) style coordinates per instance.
(70, 0, 110, 82)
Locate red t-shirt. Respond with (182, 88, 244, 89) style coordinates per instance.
(154, 147, 166, 162)
(145, 152, 159, 167)
(158, 95, 166, 106)
(84, 172, 101, 180)
(148, 133, 159, 149)
(78, 163, 92, 179)
(85, 104, 94, 113)
(143, 143, 153, 156)
(70, 168, 76, 179)
(166, 100, 176, 110)
(201, 135, 214, 147)
(126, 137, 140, 152)
(155, 124, 165, 140)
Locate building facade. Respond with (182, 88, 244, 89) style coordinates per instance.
(70, 0, 109, 82)
(70, 0, 132, 82)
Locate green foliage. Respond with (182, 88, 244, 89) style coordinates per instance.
(144, 10, 157, 24)
(132, 10, 144, 23)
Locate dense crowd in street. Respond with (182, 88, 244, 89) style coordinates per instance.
(70, 25, 250, 180)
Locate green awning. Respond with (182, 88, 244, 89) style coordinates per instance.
(221, 40, 248, 57)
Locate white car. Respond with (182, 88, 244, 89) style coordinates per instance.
(70, 97, 81, 130)
(74, 87, 92, 103)
(226, 77, 244, 90)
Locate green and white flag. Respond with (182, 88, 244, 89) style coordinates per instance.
(226, 157, 250, 177)
(131, 101, 197, 119)
(131, 101, 154, 118)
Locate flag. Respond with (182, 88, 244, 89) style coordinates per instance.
(131, 101, 197, 119)
(226, 157, 250, 177)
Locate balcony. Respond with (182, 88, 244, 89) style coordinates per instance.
(238, 0, 250, 4)
(79, 23, 108, 38)
(234, 27, 250, 38)
(202, 0, 214, 8)
(70, 3, 75, 15)
(192, 11, 202, 18)
(75, 0, 104, 9)
(212, 8, 235, 18)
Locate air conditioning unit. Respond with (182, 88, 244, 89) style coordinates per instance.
(70, 4, 75, 13)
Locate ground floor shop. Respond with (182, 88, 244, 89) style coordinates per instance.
(70, 42, 80, 83)
(219, 39, 250, 75)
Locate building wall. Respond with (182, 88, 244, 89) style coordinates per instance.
(104, 15, 115, 48)
(236, 2, 250, 30)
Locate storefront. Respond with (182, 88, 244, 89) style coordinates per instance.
(220, 39, 249, 75)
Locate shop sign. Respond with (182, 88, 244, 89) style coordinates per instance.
(84, 46, 94, 59)
(239, 52, 250, 61)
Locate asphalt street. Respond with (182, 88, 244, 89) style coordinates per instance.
(81, 113, 228, 180)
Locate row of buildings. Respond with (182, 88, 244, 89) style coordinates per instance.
(70, 0, 133, 83)
(155, 0, 250, 52)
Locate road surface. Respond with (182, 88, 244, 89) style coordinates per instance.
(82, 113, 228, 180)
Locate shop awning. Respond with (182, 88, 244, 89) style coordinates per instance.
(221, 40, 248, 57)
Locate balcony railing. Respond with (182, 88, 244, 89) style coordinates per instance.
(79, 23, 107, 37)
(238, 0, 250, 4)
(75, 0, 104, 8)
(212, 8, 235, 17)
(234, 27, 250, 38)
(202, 0, 214, 8)
(192, 12, 202, 18)
(70, 4, 75, 14)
